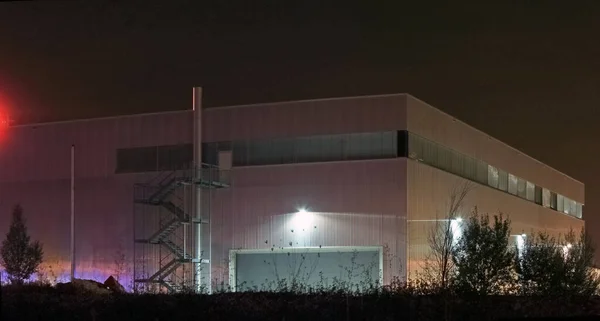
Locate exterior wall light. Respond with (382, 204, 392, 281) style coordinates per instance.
(450, 218, 463, 244)
(292, 208, 313, 231)
(516, 234, 526, 258)
(563, 243, 573, 258)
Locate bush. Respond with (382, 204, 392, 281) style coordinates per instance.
(516, 229, 600, 297)
(452, 209, 515, 295)
(2, 284, 600, 321)
(0, 204, 44, 285)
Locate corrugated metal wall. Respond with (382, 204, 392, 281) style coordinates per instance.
(203, 95, 411, 287)
(210, 159, 408, 287)
(0, 92, 585, 291)
(406, 96, 584, 203)
(0, 111, 193, 287)
(406, 160, 584, 278)
(202, 94, 408, 141)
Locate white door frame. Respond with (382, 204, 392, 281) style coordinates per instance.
(228, 245, 384, 291)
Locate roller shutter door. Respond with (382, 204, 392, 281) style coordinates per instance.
(230, 246, 382, 292)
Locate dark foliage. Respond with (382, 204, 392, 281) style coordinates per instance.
(516, 229, 600, 297)
(0, 204, 44, 285)
(2, 284, 600, 321)
(452, 209, 514, 295)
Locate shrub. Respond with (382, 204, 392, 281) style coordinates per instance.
(0, 204, 44, 285)
(452, 208, 515, 295)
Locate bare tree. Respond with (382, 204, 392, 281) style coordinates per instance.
(112, 244, 127, 283)
(420, 181, 473, 292)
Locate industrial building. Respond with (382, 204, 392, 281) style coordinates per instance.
(0, 88, 584, 292)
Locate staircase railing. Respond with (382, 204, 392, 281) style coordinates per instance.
(134, 162, 231, 293)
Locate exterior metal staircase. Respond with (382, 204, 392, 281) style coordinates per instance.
(133, 164, 229, 293)
(163, 239, 191, 260)
(147, 218, 180, 243)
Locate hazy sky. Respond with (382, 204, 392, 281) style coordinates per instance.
(1, 1, 600, 252)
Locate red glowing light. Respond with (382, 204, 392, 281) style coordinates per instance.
(0, 91, 12, 128)
(0, 113, 9, 128)
(0, 91, 13, 144)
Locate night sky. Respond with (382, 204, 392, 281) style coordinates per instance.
(1, 1, 600, 256)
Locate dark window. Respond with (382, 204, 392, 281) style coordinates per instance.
(550, 191, 558, 210)
(436, 146, 451, 172)
(202, 143, 218, 166)
(271, 138, 295, 164)
(397, 131, 408, 157)
(247, 139, 274, 165)
(116, 146, 157, 173)
(231, 131, 400, 167)
(116, 144, 195, 173)
(475, 159, 488, 185)
(345, 132, 397, 160)
(203, 141, 233, 166)
(296, 136, 327, 163)
(462, 156, 477, 181)
(232, 141, 248, 166)
(451, 150, 463, 177)
(534, 185, 543, 205)
(157, 144, 193, 170)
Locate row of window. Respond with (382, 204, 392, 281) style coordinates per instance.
(115, 132, 582, 219)
(116, 142, 235, 173)
(117, 131, 407, 173)
(408, 133, 582, 219)
(231, 131, 407, 166)
(116, 144, 194, 173)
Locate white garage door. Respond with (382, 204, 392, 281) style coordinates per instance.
(230, 246, 382, 292)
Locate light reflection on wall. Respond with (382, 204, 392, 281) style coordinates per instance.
(0, 261, 134, 292)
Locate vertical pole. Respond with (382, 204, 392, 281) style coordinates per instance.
(70, 144, 75, 282)
(192, 87, 203, 292)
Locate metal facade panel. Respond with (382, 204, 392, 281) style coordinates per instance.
(202, 95, 408, 142)
(1, 111, 193, 183)
(406, 160, 584, 278)
(209, 159, 408, 286)
(405, 96, 584, 203)
(0, 176, 145, 284)
(0, 112, 193, 287)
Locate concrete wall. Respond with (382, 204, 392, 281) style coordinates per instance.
(406, 160, 584, 277)
(209, 159, 408, 286)
(0, 111, 192, 286)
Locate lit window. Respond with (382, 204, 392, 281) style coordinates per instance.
(517, 177, 526, 198)
(526, 181, 535, 201)
(508, 174, 518, 195)
(487, 165, 499, 189)
(557, 194, 564, 212)
(542, 188, 551, 208)
(498, 169, 508, 191)
(564, 197, 577, 216)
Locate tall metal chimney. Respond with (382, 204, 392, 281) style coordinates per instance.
(192, 87, 204, 292)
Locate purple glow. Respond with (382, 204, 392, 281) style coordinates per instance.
(0, 266, 134, 292)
